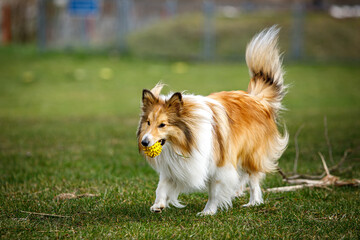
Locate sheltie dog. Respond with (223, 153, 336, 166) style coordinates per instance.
(137, 26, 288, 215)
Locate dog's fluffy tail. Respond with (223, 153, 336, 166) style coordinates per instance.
(246, 26, 287, 117)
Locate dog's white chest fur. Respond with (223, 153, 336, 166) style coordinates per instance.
(153, 143, 211, 191)
(151, 95, 216, 191)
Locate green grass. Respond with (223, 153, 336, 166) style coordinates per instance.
(0, 47, 360, 238)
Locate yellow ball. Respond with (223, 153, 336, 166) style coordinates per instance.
(143, 141, 162, 158)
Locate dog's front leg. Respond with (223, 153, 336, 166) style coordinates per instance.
(150, 175, 174, 213)
(197, 180, 219, 216)
(198, 165, 239, 216)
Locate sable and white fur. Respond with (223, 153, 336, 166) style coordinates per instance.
(137, 26, 289, 215)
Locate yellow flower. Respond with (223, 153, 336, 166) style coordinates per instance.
(171, 62, 188, 74)
(99, 68, 113, 80)
(22, 71, 34, 83)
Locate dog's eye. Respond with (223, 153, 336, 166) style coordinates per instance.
(158, 123, 166, 128)
(147, 121, 150, 126)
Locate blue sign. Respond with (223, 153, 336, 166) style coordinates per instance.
(68, 0, 99, 16)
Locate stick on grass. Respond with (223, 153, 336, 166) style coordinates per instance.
(318, 152, 330, 176)
(20, 210, 70, 218)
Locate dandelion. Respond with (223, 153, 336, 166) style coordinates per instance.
(99, 67, 113, 80)
(22, 71, 34, 83)
(171, 62, 188, 74)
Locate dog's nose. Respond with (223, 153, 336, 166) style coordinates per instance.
(141, 138, 150, 147)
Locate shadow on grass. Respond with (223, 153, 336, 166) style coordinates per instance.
(60, 200, 207, 226)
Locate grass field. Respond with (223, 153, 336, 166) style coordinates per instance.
(0, 47, 360, 238)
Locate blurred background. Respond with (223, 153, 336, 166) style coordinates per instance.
(1, 0, 360, 61)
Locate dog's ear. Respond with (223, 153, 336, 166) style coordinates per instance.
(166, 92, 183, 113)
(150, 83, 165, 97)
(142, 89, 157, 109)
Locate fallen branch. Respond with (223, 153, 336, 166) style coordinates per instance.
(282, 149, 352, 181)
(279, 147, 354, 180)
(20, 210, 70, 218)
(272, 116, 359, 193)
(266, 185, 306, 193)
(267, 177, 360, 193)
(269, 149, 359, 193)
(334, 179, 360, 187)
(286, 173, 325, 180)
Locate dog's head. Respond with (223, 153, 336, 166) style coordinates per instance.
(137, 84, 193, 156)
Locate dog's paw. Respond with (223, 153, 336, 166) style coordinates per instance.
(242, 200, 263, 207)
(235, 190, 246, 198)
(196, 209, 216, 216)
(150, 203, 165, 213)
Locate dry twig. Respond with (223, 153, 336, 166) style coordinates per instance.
(269, 149, 359, 193)
(286, 173, 325, 180)
(324, 116, 334, 164)
(329, 148, 352, 172)
(20, 210, 70, 218)
(269, 117, 359, 193)
(283, 148, 353, 181)
(318, 152, 330, 176)
(277, 168, 288, 181)
(266, 185, 307, 193)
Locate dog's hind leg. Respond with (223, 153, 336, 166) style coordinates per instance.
(236, 170, 248, 197)
(243, 172, 264, 207)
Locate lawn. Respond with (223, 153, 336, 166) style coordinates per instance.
(0, 47, 359, 238)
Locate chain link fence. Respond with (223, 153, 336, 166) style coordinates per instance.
(1, 0, 360, 61)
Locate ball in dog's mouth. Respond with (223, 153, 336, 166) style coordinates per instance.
(143, 139, 166, 158)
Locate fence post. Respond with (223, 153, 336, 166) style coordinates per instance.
(117, 0, 132, 53)
(203, 0, 215, 60)
(291, 0, 305, 60)
(38, 0, 46, 51)
(1, 2, 12, 45)
(166, 0, 177, 17)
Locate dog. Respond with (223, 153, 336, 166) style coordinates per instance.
(137, 26, 288, 215)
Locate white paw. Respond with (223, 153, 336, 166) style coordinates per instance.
(235, 190, 246, 197)
(150, 203, 165, 213)
(197, 209, 216, 216)
(242, 200, 263, 207)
